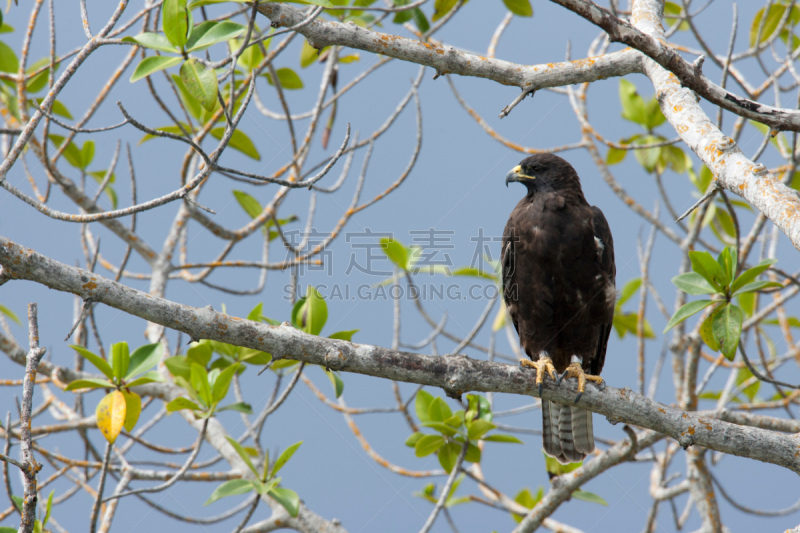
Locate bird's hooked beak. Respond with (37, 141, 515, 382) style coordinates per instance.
(505, 165, 535, 187)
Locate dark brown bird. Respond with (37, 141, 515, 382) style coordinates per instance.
(502, 153, 615, 464)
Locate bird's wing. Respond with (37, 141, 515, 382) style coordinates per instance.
(501, 223, 519, 335)
(589, 205, 616, 376)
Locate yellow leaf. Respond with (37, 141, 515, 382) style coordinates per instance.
(121, 391, 142, 432)
(96, 390, 126, 443)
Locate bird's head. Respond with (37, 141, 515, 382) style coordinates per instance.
(504, 153, 582, 196)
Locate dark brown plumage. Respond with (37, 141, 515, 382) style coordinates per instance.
(502, 153, 616, 464)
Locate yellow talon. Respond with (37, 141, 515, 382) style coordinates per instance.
(556, 362, 604, 403)
(520, 356, 558, 396)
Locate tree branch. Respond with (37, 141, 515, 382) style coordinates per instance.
(2, 236, 800, 474)
(254, 2, 642, 92)
(547, 0, 800, 132)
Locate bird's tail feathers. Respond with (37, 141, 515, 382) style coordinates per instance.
(541, 400, 594, 464)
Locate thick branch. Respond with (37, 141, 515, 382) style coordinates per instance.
(254, 2, 642, 90)
(2, 236, 800, 474)
(548, 0, 800, 132)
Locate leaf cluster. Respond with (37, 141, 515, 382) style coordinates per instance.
(404, 392, 522, 473)
(666, 246, 781, 360)
(66, 342, 165, 442)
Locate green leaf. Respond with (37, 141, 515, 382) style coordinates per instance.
(0, 304, 21, 326)
(209, 127, 261, 160)
(411, 8, 430, 33)
(503, 0, 532, 17)
(750, 4, 786, 47)
(464, 442, 481, 463)
(663, 300, 715, 332)
(42, 490, 53, 528)
(272, 441, 302, 477)
(325, 370, 345, 398)
(606, 147, 626, 165)
(737, 291, 757, 318)
(712, 303, 743, 361)
(204, 479, 254, 505)
(125, 370, 166, 387)
(170, 73, 203, 120)
(428, 397, 453, 423)
(80, 140, 95, 169)
(70, 345, 114, 380)
(644, 97, 666, 130)
(717, 246, 738, 287)
(122, 33, 180, 53)
(511, 488, 543, 522)
(212, 363, 240, 403)
(438, 442, 461, 472)
(380, 237, 410, 270)
(415, 390, 434, 423)
(699, 309, 720, 351)
(10, 495, 22, 513)
(763, 316, 800, 328)
(432, 0, 457, 21)
(226, 436, 259, 477)
(619, 79, 646, 126)
(180, 58, 218, 111)
(0, 41, 19, 73)
(405, 432, 424, 447)
(166, 397, 201, 412)
(296, 286, 328, 335)
(217, 402, 253, 414)
(64, 378, 115, 391)
(736, 366, 760, 402)
(269, 487, 300, 517)
(543, 452, 582, 476)
(339, 54, 360, 63)
(482, 433, 523, 443)
(689, 250, 729, 291)
(190, 362, 212, 406)
(664, 2, 689, 31)
(672, 272, 717, 295)
(300, 39, 323, 68)
(25, 58, 59, 93)
(232, 190, 264, 220)
(121, 390, 142, 432)
(730, 258, 778, 294)
(186, 21, 245, 52)
(130, 55, 182, 82)
(465, 394, 493, 422)
(111, 342, 130, 382)
(415, 435, 445, 457)
(265, 67, 304, 90)
(633, 135, 662, 173)
(616, 278, 641, 307)
(572, 490, 608, 506)
(126, 343, 163, 379)
(421, 421, 458, 437)
(230, 37, 265, 71)
(163, 0, 190, 48)
(328, 329, 359, 341)
(467, 419, 495, 440)
(187, 340, 213, 367)
(613, 312, 656, 339)
(732, 280, 783, 296)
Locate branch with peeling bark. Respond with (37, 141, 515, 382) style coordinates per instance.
(2, 236, 800, 476)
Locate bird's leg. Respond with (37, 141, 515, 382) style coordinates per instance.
(556, 356, 605, 403)
(519, 354, 557, 396)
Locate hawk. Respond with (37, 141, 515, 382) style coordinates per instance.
(502, 153, 616, 464)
